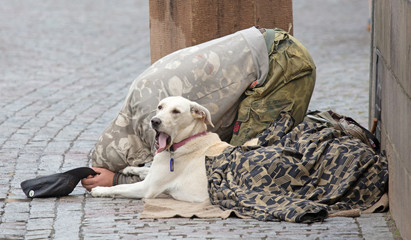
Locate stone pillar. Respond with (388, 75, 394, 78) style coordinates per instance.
(149, 0, 293, 63)
(369, 0, 411, 239)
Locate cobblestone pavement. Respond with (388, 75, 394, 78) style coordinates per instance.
(0, 0, 397, 239)
(293, 0, 372, 128)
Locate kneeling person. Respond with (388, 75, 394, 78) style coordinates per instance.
(82, 27, 316, 191)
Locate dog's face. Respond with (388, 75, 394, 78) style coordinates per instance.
(151, 96, 214, 153)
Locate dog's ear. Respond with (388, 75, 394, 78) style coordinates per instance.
(190, 103, 214, 128)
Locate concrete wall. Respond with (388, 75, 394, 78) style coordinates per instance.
(369, 0, 411, 239)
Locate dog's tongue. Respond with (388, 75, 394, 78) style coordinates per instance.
(157, 132, 169, 153)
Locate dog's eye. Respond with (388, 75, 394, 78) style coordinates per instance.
(158, 105, 163, 110)
(172, 109, 180, 114)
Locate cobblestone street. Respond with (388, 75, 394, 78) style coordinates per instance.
(0, 0, 397, 239)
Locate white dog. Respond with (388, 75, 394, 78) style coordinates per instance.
(91, 96, 231, 202)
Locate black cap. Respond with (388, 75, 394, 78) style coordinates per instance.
(20, 167, 97, 198)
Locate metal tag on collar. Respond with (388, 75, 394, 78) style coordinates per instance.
(170, 158, 174, 172)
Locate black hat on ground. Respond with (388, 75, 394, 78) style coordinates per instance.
(20, 167, 97, 198)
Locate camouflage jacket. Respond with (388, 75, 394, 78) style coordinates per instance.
(91, 27, 269, 184)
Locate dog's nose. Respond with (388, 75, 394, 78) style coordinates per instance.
(151, 117, 162, 128)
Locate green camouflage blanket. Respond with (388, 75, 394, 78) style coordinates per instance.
(206, 112, 388, 223)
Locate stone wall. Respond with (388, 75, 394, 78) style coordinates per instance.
(149, 0, 293, 63)
(369, 0, 411, 239)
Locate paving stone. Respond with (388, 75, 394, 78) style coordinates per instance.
(25, 230, 53, 240)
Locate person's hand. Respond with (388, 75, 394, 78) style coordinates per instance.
(81, 167, 115, 192)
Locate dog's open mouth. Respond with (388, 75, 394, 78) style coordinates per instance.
(155, 131, 171, 153)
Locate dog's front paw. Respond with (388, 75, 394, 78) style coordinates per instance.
(91, 187, 114, 198)
(121, 166, 137, 175)
(121, 166, 149, 180)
